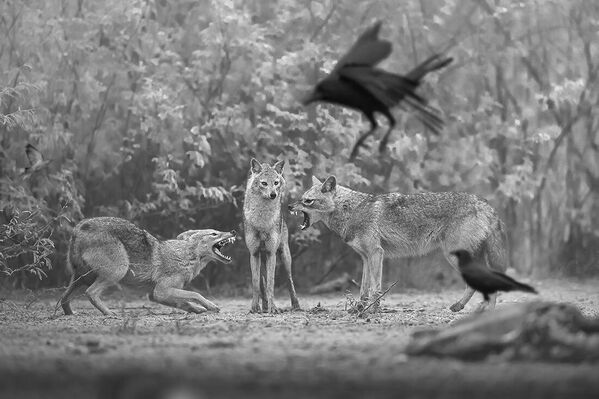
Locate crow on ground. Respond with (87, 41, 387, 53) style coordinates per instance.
(451, 249, 538, 301)
(302, 21, 452, 159)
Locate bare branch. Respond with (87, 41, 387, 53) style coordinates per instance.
(309, 2, 337, 42)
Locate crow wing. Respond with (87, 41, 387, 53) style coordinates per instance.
(490, 270, 538, 294)
(339, 66, 443, 132)
(331, 21, 392, 74)
(339, 66, 420, 106)
(461, 268, 497, 293)
(406, 54, 453, 81)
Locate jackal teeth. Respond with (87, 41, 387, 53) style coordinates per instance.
(300, 211, 310, 230)
(213, 245, 231, 261)
(216, 237, 234, 247)
(213, 235, 234, 261)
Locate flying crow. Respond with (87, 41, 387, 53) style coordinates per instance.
(303, 21, 452, 159)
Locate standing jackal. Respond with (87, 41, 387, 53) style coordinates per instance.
(243, 159, 300, 313)
(59, 217, 235, 315)
(289, 176, 509, 312)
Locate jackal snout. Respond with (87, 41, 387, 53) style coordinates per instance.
(246, 158, 285, 201)
(288, 176, 337, 230)
(176, 228, 237, 263)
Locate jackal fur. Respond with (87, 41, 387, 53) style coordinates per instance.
(59, 217, 235, 315)
(243, 159, 300, 313)
(289, 176, 509, 312)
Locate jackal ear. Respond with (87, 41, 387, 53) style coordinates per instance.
(272, 159, 285, 174)
(250, 158, 262, 174)
(311, 176, 322, 186)
(177, 230, 201, 240)
(321, 176, 336, 193)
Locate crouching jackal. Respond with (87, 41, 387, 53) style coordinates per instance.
(289, 176, 509, 312)
(59, 217, 235, 315)
(243, 159, 300, 313)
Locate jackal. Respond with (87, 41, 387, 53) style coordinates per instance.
(243, 159, 300, 313)
(289, 176, 509, 312)
(59, 217, 236, 315)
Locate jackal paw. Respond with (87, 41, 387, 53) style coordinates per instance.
(185, 302, 208, 314)
(249, 304, 262, 314)
(347, 299, 366, 314)
(449, 302, 465, 312)
(203, 302, 220, 313)
(267, 305, 282, 314)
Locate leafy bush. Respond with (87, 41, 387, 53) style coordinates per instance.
(0, 0, 598, 290)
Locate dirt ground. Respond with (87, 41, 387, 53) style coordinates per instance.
(1, 279, 598, 399)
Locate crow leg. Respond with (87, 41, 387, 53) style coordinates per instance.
(350, 117, 377, 160)
(378, 113, 396, 153)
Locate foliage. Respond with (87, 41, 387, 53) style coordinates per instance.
(0, 207, 54, 279)
(0, 0, 598, 289)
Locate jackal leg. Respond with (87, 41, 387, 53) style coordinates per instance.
(358, 254, 371, 302)
(445, 250, 476, 312)
(60, 273, 89, 315)
(367, 247, 385, 310)
(281, 241, 300, 310)
(264, 251, 281, 314)
(86, 277, 117, 316)
(151, 285, 219, 314)
(249, 252, 262, 313)
(260, 273, 268, 311)
(449, 287, 476, 312)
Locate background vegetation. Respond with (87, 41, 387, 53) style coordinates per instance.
(1, 0, 597, 293)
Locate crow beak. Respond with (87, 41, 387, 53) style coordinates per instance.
(301, 90, 320, 106)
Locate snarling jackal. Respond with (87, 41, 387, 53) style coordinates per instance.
(290, 176, 509, 312)
(60, 217, 235, 315)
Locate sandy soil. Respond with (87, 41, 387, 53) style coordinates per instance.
(1, 279, 598, 399)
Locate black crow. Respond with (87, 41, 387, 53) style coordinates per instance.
(451, 249, 538, 301)
(302, 21, 452, 159)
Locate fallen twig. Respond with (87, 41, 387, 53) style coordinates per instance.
(358, 279, 399, 317)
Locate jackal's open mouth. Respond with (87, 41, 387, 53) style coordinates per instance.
(213, 236, 235, 262)
(290, 210, 310, 230)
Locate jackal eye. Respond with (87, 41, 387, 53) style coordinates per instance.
(211, 232, 217, 236)
(303, 198, 314, 205)
(274, 180, 280, 186)
(260, 181, 268, 186)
